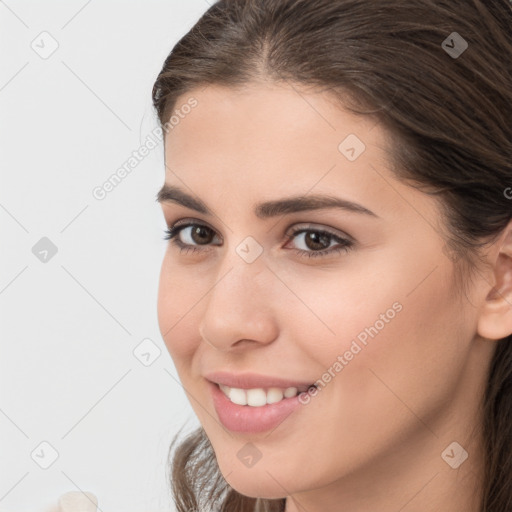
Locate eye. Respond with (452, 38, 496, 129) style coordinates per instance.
(283, 224, 354, 259)
(163, 221, 354, 258)
(163, 221, 221, 255)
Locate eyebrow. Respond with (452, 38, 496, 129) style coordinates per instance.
(156, 184, 378, 219)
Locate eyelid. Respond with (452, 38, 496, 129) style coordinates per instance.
(168, 217, 223, 239)
(164, 218, 356, 259)
(169, 217, 354, 233)
(166, 218, 353, 241)
(284, 222, 354, 243)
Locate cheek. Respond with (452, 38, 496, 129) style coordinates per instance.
(280, 262, 402, 370)
(319, 259, 467, 430)
(290, 250, 467, 421)
(157, 253, 202, 361)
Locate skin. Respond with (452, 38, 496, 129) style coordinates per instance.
(157, 81, 512, 512)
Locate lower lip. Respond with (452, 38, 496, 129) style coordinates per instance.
(209, 381, 306, 433)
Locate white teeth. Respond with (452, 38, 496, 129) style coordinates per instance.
(229, 387, 248, 406)
(219, 384, 302, 406)
(266, 387, 284, 404)
(246, 388, 267, 407)
(283, 387, 298, 398)
(219, 384, 230, 395)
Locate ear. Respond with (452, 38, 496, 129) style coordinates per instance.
(477, 220, 512, 340)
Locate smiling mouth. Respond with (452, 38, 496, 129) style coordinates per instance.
(216, 382, 317, 407)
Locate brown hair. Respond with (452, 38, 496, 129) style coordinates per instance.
(152, 1, 512, 510)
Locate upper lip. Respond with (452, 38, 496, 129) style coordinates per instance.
(204, 370, 316, 392)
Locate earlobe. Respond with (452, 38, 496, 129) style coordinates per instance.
(477, 222, 512, 341)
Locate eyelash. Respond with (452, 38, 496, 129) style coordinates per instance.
(163, 221, 354, 259)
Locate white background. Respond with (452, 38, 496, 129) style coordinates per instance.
(0, 1, 212, 510)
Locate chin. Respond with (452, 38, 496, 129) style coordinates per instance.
(214, 454, 294, 500)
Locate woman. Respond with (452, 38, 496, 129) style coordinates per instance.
(152, 1, 512, 511)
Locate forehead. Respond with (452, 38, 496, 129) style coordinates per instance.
(164, 83, 384, 182)
(164, 82, 383, 164)
(161, 83, 439, 226)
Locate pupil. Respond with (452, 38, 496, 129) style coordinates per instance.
(306, 232, 330, 250)
(192, 226, 212, 244)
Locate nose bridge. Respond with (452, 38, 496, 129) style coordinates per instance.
(198, 245, 278, 350)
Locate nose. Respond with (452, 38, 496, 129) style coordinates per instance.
(198, 256, 279, 352)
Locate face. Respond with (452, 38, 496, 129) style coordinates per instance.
(157, 82, 492, 501)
